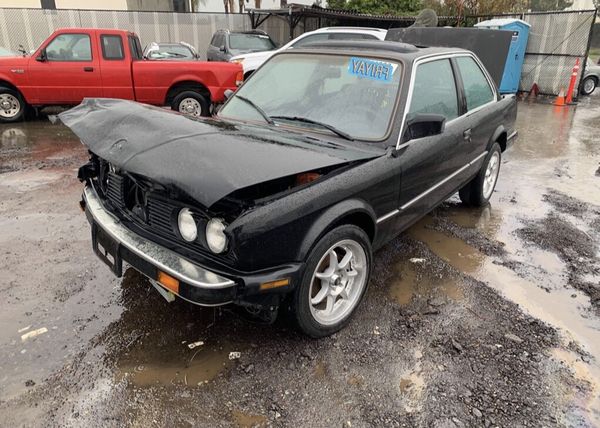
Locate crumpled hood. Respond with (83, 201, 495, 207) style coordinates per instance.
(59, 98, 383, 208)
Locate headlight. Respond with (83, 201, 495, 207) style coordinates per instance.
(230, 57, 244, 64)
(178, 208, 197, 242)
(206, 218, 228, 253)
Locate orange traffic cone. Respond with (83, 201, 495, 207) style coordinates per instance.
(554, 88, 566, 106)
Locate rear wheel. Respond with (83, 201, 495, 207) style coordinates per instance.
(171, 91, 210, 117)
(459, 143, 501, 207)
(292, 225, 372, 338)
(0, 87, 26, 123)
(580, 76, 597, 96)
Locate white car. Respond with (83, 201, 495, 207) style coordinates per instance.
(230, 27, 387, 78)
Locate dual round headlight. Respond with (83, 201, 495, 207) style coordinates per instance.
(177, 208, 227, 254)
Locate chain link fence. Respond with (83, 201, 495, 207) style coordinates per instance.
(469, 10, 597, 96)
(0, 7, 310, 60)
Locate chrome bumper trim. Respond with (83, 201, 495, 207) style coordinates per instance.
(83, 185, 236, 290)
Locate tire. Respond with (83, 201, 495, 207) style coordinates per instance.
(459, 142, 502, 207)
(171, 91, 210, 117)
(292, 225, 372, 338)
(580, 76, 597, 96)
(0, 87, 26, 123)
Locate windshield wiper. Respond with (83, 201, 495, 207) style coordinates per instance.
(270, 116, 354, 141)
(234, 95, 274, 124)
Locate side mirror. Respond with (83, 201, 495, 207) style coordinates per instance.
(36, 48, 47, 62)
(223, 89, 234, 100)
(219, 45, 227, 53)
(402, 114, 445, 143)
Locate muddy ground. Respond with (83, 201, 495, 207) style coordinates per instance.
(1, 95, 599, 428)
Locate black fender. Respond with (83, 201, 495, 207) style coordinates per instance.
(487, 124, 507, 152)
(295, 198, 377, 261)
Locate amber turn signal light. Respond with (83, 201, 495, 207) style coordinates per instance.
(259, 278, 289, 291)
(158, 271, 179, 294)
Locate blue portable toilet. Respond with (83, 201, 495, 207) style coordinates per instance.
(474, 18, 530, 94)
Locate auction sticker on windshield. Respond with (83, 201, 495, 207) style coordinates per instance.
(348, 57, 395, 82)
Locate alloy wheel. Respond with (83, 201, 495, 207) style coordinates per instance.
(309, 239, 368, 326)
(482, 151, 500, 199)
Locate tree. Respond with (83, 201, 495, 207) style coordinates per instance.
(327, 0, 421, 14)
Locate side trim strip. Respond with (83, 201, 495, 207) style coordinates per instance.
(507, 130, 518, 141)
(376, 151, 488, 224)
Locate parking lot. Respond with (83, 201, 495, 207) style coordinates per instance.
(0, 93, 599, 427)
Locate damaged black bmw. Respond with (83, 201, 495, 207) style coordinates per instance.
(61, 40, 517, 337)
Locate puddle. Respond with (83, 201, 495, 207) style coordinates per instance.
(118, 345, 232, 387)
(389, 259, 463, 306)
(232, 410, 267, 427)
(407, 208, 600, 423)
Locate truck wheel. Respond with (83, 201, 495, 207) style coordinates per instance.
(0, 87, 26, 123)
(580, 76, 597, 96)
(172, 91, 210, 117)
(459, 143, 501, 207)
(292, 225, 372, 338)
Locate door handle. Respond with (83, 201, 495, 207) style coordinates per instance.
(83, 66, 94, 72)
(463, 129, 472, 142)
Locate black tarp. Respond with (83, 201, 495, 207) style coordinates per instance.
(385, 27, 512, 88)
(59, 98, 382, 207)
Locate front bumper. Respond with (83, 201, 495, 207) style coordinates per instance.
(83, 185, 302, 307)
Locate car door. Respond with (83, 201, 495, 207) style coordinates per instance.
(393, 57, 465, 228)
(99, 33, 134, 100)
(452, 55, 498, 170)
(207, 32, 221, 61)
(27, 31, 102, 104)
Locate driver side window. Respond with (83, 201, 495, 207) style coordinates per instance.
(408, 59, 458, 121)
(46, 34, 92, 61)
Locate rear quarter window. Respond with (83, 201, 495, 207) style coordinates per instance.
(101, 35, 124, 60)
(456, 56, 495, 111)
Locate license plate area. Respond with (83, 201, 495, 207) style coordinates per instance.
(92, 223, 123, 276)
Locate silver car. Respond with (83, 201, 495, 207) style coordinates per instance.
(581, 59, 599, 96)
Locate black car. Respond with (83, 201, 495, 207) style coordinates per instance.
(143, 41, 199, 60)
(207, 29, 276, 62)
(63, 41, 517, 337)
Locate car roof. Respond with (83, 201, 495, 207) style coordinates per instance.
(312, 26, 387, 34)
(216, 29, 269, 35)
(291, 40, 470, 62)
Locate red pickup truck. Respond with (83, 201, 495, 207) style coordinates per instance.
(0, 28, 243, 123)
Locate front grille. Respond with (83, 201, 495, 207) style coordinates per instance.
(147, 195, 176, 237)
(106, 171, 126, 208)
(97, 169, 235, 264)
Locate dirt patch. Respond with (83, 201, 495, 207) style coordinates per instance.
(517, 213, 600, 311)
(543, 190, 591, 219)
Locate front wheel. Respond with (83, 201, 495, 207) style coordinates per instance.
(292, 225, 372, 338)
(459, 143, 502, 207)
(171, 91, 210, 117)
(0, 87, 26, 123)
(580, 76, 597, 96)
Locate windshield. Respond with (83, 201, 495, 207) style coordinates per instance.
(219, 53, 402, 140)
(229, 33, 276, 51)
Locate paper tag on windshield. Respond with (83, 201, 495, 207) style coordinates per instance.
(348, 57, 395, 83)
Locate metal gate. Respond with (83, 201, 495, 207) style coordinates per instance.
(469, 9, 598, 96)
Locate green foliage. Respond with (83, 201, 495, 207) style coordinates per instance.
(326, 0, 420, 14)
(528, 0, 573, 11)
